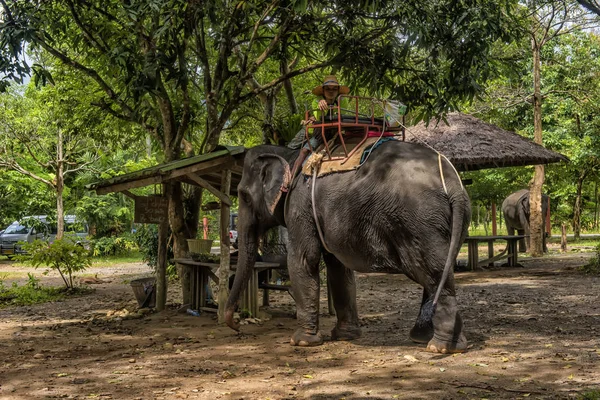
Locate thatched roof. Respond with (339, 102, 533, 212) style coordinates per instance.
(405, 113, 568, 171)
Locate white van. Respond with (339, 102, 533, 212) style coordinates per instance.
(0, 215, 89, 257)
(0, 216, 49, 257)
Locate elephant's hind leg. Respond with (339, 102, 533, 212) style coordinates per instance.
(426, 294, 468, 354)
(323, 253, 362, 341)
(409, 289, 434, 344)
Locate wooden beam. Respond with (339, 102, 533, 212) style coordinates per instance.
(187, 173, 232, 206)
(164, 156, 233, 181)
(121, 190, 138, 199)
(96, 175, 163, 195)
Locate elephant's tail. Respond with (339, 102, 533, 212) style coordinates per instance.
(430, 180, 470, 316)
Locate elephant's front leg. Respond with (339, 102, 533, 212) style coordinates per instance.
(323, 253, 362, 341)
(287, 242, 323, 346)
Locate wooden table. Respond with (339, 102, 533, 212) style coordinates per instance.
(172, 258, 285, 318)
(464, 235, 526, 270)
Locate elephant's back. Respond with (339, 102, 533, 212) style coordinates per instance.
(316, 140, 464, 232)
(502, 189, 528, 208)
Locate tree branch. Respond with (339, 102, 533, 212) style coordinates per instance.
(65, 0, 110, 53)
(0, 159, 55, 188)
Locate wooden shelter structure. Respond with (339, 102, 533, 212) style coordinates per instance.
(406, 112, 568, 234)
(406, 113, 568, 171)
(87, 146, 246, 317)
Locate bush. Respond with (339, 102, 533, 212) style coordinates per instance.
(134, 225, 174, 274)
(580, 244, 600, 275)
(0, 273, 65, 306)
(90, 234, 137, 257)
(18, 239, 92, 289)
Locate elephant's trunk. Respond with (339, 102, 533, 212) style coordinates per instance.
(225, 225, 258, 331)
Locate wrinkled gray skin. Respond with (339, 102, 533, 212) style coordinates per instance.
(225, 142, 471, 353)
(502, 189, 549, 253)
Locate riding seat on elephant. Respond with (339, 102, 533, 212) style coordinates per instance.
(225, 139, 471, 354)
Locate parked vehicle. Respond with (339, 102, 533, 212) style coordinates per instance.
(0, 215, 90, 258)
(230, 213, 238, 248)
(0, 216, 49, 257)
(48, 215, 90, 247)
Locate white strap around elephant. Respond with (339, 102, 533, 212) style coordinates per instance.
(311, 167, 334, 253)
(383, 111, 464, 194)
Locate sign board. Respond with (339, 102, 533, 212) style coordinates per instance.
(134, 196, 168, 224)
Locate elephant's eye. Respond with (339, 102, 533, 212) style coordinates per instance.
(239, 190, 251, 205)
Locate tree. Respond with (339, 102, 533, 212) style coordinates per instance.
(469, 1, 600, 253)
(0, 76, 105, 239)
(1, 0, 522, 306)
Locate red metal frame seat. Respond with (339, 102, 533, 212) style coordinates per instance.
(304, 95, 404, 161)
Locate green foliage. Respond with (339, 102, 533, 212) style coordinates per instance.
(580, 389, 600, 400)
(134, 225, 174, 275)
(18, 239, 92, 289)
(272, 113, 304, 145)
(0, 170, 54, 228)
(90, 234, 137, 257)
(0, 273, 66, 307)
(76, 193, 133, 237)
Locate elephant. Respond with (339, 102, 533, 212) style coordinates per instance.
(502, 189, 549, 253)
(225, 141, 471, 353)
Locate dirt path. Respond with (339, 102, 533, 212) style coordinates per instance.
(0, 254, 599, 399)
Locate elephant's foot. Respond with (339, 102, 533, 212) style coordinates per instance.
(290, 329, 323, 346)
(409, 324, 434, 344)
(331, 324, 362, 341)
(426, 334, 468, 354)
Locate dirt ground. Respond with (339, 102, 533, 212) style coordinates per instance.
(1, 247, 599, 400)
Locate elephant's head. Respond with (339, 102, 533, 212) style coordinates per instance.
(225, 147, 294, 330)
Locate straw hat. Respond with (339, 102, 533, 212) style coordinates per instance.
(311, 75, 350, 96)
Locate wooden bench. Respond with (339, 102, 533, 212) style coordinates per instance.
(464, 235, 526, 270)
(172, 258, 286, 318)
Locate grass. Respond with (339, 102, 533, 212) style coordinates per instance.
(0, 273, 94, 307)
(580, 390, 600, 400)
(91, 251, 144, 267)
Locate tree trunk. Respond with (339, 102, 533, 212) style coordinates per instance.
(218, 170, 232, 324)
(529, 38, 545, 257)
(280, 56, 298, 115)
(561, 223, 567, 252)
(156, 216, 169, 311)
(573, 171, 587, 241)
(594, 182, 598, 230)
(56, 129, 65, 240)
(263, 89, 276, 144)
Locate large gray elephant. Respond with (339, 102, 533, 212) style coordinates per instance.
(225, 142, 471, 353)
(502, 189, 549, 253)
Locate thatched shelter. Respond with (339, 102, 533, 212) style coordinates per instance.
(405, 113, 568, 171)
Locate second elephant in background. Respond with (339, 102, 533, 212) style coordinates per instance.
(502, 189, 549, 253)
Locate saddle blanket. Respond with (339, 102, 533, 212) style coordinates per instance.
(301, 135, 398, 178)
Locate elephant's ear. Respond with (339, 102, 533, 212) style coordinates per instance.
(257, 154, 292, 215)
(521, 194, 531, 219)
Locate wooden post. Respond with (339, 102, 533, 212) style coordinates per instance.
(561, 223, 567, 252)
(203, 217, 209, 239)
(218, 170, 232, 323)
(156, 199, 169, 311)
(491, 201, 497, 236)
